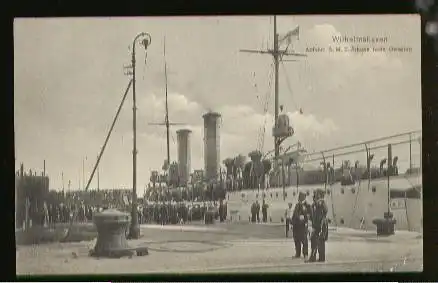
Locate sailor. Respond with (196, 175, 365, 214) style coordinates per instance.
(306, 189, 329, 263)
(251, 201, 257, 223)
(138, 205, 143, 224)
(219, 199, 225, 222)
(292, 192, 311, 259)
(160, 201, 167, 225)
(43, 201, 49, 227)
(285, 202, 293, 238)
(224, 201, 228, 221)
(255, 200, 261, 223)
(262, 199, 269, 223)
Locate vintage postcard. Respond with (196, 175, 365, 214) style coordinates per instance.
(14, 15, 422, 275)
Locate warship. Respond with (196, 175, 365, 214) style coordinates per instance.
(147, 16, 422, 233)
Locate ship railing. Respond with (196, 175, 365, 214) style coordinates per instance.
(303, 130, 421, 159)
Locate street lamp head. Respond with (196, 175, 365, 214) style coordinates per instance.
(141, 38, 150, 49)
(140, 34, 152, 50)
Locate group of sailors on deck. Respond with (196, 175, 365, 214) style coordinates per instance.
(135, 200, 227, 225)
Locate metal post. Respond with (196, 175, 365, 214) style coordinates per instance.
(409, 133, 412, 171)
(282, 159, 286, 201)
(273, 16, 280, 160)
(419, 136, 422, 231)
(322, 152, 327, 193)
(130, 35, 139, 239)
(295, 160, 299, 195)
(97, 154, 100, 191)
(82, 157, 85, 190)
(387, 144, 392, 214)
(129, 32, 151, 240)
(419, 136, 422, 173)
(332, 154, 335, 183)
(97, 166, 100, 191)
(164, 38, 171, 177)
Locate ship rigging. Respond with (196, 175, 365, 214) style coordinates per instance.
(241, 15, 307, 161)
(148, 37, 187, 186)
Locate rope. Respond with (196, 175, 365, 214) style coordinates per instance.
(404, 192, 411, 231)
(280, 60, 299, 111)
(258, 62, 274, 153)
(62, 79, 133, 241)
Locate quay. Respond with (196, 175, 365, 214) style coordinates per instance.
(16, 223, 422, 274)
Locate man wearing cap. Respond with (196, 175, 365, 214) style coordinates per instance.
(306, 189, 329, 262)
(292, 192, 311, 258)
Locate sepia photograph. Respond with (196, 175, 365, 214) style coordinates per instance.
(14, 15, 422, 275)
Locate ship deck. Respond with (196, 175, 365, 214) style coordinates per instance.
(16, 222, 422, 274)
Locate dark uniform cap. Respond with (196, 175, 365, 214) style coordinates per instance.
(315, 189, 325, 198)
(298, 191, 306, 197)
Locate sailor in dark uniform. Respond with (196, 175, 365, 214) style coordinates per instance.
(292, 192, 311, 258)
(251, 201, 257, 223)
(306, 189, 329, 263)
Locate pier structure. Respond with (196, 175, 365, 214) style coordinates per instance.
(15, 163, 50, 230)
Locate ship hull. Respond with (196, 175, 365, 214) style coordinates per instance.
(227, 173, 422, 233)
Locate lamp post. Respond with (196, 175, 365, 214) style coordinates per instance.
(128, 32, 152, 239)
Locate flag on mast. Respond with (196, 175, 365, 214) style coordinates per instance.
(279, 26, 300, 45)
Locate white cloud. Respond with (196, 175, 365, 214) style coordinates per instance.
(217, 103, 339, 157)
(132, 92, 340, 191)
(14, 17, 420, 192)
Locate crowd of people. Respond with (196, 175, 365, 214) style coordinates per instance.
(136, 201, 227, 225)
(20, 188, 229, 228)
(144, 183, 226, 203)
(20, 182, 329, 263)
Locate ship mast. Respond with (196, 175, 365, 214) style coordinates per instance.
(164, 38, 171, 166)
(273, 16, 280, 159)
(240, 15, 306, 161)
(148, 37, 187, 186)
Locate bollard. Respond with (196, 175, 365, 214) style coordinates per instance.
(372, 212, 396, 236)
(89, 209, 148, 258)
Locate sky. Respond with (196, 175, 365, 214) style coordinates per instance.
(14, 15, 422, 194)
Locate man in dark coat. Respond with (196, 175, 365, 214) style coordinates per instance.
(292, 192, 311, 258)
(261, 199, 269, 223)
(250, 201, 257, 223)
(219, 200, 225, 222)
(306, 189, 329, 263)
(160, 202, 167, 225)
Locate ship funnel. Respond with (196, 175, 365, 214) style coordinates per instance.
(203, 111, 221, 182)
(177, 129, 192, 186)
